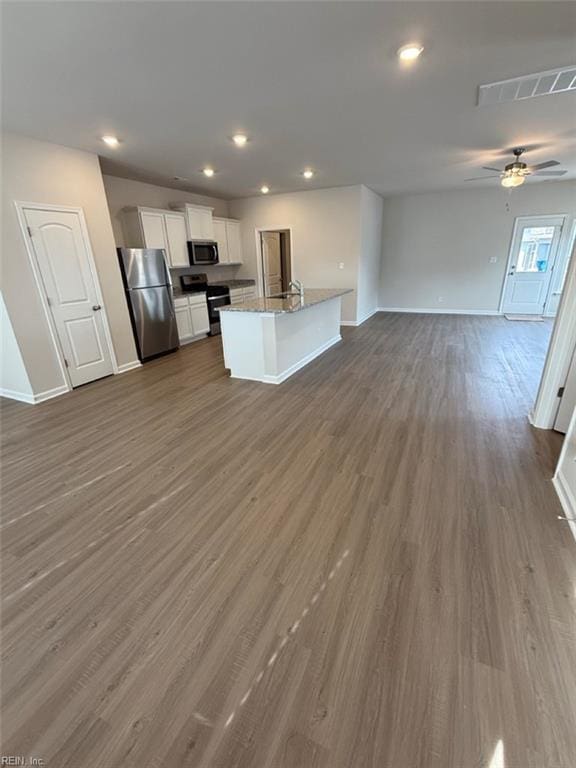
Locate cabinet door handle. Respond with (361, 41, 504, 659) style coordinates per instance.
(92, 304, 102, 311)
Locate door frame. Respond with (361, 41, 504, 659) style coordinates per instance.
(14, 201, 119, 392)
(254, 226, 295, 298)
(498, 213, 568, 315)
(532, 237, 576, 429)
(544, 218, 576, 317)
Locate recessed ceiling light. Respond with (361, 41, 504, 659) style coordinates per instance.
(303, 169, 314, 179)
(101, 135, 119, 147)
(261, 185, 270, 194)
(397, 43, 424, 62)
(202, 167, 215, 177)
(232, 133, 248, 147)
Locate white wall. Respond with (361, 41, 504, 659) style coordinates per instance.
(1, 133, 138, 398)
(230, 186, 363, 322)
(103, 174, 239, 283)
(102, 174, 229, 247)
(0, 292, 33, 402)
(379, 180, 576, 313)
(357, 186, 384, 322)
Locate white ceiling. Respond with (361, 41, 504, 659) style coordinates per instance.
(2, 1, 575, 199)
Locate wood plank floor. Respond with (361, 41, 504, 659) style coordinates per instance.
(1, 313, 575, 768)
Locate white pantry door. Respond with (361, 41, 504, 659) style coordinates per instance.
(502, 216, 565, 315)
(23, 207, 114, 387)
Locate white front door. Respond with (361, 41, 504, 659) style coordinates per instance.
(23, 207, 114, 387)
(261, 232, 282, 296)
(502, 216, 565, 315)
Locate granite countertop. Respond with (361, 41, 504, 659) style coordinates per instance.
(172, 288, 206, 298)
(217, 288, 352, 314)
(172, 279, 255, 298)
(210, 279, 256, 288)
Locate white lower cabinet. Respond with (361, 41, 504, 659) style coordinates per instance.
(230, 287, 244, 305)
(230, 285, 256, 304)
(175, 304, 194, 340)
(190, 302, 210, 335)
(174, 294, 210, 343)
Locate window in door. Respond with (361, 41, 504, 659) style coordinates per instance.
(516, 226, 555, 273)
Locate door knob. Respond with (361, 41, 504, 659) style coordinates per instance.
(92, 304, 102, 311)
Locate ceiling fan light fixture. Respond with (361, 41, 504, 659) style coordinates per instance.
(501, 172, 525, 188)
(397, 43, 424, 62)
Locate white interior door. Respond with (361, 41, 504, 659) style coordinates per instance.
(24, 207, 114, 387)
(261, 232, 282, 296)
(555, 345, 576, 433)
(502, 217, 565, 314)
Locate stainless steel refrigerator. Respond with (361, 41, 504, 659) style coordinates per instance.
(117, 248, 179, 362)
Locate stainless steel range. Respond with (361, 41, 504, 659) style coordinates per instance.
(180, 274, 230, 336)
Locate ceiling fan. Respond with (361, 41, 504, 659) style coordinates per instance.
(466, 147, 567, 188)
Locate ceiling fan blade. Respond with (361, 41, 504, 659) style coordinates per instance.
(482, 166, 504, 173)
(532, 170, 567, 176)
(528, 160, 560, 171)
(464, 175, 501, 181)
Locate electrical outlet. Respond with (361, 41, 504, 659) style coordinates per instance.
(338, 262, 345, 270)
(438, 296, 444, 303)
(490, 256, 498, 263)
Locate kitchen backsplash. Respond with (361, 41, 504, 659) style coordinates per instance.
(170, 264, 242, 283)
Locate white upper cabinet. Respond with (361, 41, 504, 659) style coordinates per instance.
(140, 210, 168, 251)
(164, 212, 188, 267)
(121, 207, 188, 268)
(211, 217, 243, 265)
(171, 203, 214, 240)
(213, 218, 230, 263)
(122, 206, 242, 266)
(226, 220, 243, 264)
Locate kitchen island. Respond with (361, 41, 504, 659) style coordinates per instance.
(218, 289, 351, 384)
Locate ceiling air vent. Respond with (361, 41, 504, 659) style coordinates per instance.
(478, 65, 576, 106)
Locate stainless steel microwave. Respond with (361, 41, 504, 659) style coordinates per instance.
(187, 240, 219, 265)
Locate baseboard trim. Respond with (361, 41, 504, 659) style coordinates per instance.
(0, 387, 36, 404)
(552, 472, 576, 544)
(230, 335, 342, 385)
(378, 307, 501, 316)
(341, 308, 380, 328)
(0, 384, 70, 405)
(116, 360, 142, 374)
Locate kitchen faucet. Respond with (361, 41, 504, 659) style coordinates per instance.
(289, 279, 304, 298)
